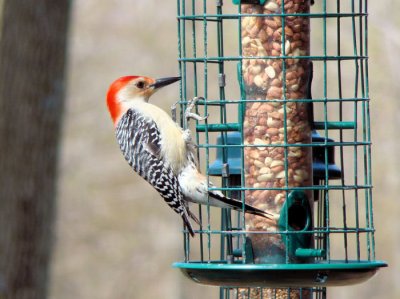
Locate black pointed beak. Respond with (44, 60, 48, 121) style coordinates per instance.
(149, 76, 181, 89)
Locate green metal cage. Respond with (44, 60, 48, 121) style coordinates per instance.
(173, 0, 386, 298)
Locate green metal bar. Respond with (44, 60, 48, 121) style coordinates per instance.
(182, 97, 370, 105)
(178, 55, 367, 63)
(316, 179, 322, 259)
(236, 3, 247, 266)
(361, 0, 373, 262)
(232, 0, 267, 5)
(215, 0, 229, 202)
(173, 227, 376, 236)
(208, 184, 373, 192)
(215, 1, 231, 288)
(359, 0, 369, 262)
(197, 141, 371, 148)
(295, 248, 326, 258)
(196, 123, 240, 132)
(208, 124, 360, 137)
(177, 0, 189, 255)
(359, 0, 372, 262)
(314, 121, 356, 130)
(177, 12, 368, 20)
(322, 0, 331, 263)
(196, 122, 356, 133)
(190, 0, 205, 263)
(351, 0, 361, 262)
(279, 0, 290, 264)
(191, 1, 198, 99)
(335, 0, 349, 263)
(201, 0, 212, 264)
(180, 0, 188, 129)
(364, 0, 375, 261)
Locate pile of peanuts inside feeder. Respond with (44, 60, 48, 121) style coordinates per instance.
(242, 0, 313, 263)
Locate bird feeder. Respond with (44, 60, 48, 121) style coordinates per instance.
(173, 0, 387, 298)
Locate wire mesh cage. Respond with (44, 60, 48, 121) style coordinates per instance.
(173, 0, 386, 298)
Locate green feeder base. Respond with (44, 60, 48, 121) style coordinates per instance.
(173, 261, 387, 288)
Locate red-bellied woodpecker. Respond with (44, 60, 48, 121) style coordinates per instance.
(106, 75, 273, 236)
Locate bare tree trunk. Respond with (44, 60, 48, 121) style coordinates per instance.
(0, 1, 71, 298)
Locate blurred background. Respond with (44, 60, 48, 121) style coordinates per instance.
(0, 1, 398, 299)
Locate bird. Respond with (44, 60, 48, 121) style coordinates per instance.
(106, 75, 273, 237)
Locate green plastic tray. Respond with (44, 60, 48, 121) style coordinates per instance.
(173, 261, 387, 288)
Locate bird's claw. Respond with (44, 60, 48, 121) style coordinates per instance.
(185, 97, 208, 122)
(186, 112, 209, 121)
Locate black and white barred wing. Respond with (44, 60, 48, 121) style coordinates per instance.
(115, 109, 194, 236)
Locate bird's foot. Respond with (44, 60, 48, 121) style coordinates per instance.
(182, 129, 193, 143)
(185, 97, 209, 122)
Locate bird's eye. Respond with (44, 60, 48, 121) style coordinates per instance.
(136, 81, 145, 89)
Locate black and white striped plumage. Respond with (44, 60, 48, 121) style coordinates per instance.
(116, 109, 196, 236)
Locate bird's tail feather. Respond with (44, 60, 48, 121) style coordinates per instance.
(181, 213, 195, 237)
(187, 209, 201, 225)
(208, 191, 273, 219)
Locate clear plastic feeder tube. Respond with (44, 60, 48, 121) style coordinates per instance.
(241, 0, 313, 264)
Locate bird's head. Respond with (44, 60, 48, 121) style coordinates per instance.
(106, 75, 180, 126)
